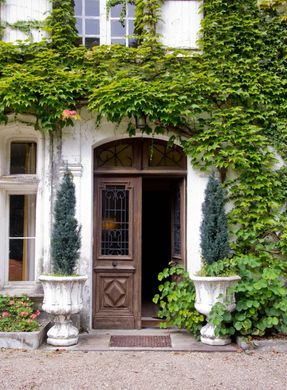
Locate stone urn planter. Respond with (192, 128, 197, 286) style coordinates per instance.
(191, 275, 241, 346)
(39, 275, 87, 346)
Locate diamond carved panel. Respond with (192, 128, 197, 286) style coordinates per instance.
(103, 278, 127, 308)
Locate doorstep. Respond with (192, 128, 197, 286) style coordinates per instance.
(40, 328, 239, 352)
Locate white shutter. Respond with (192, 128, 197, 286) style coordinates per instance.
(157, 1, 202, 49)
(1, 0, 51, 42)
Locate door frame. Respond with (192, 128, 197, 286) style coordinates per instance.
(93, 138, 187, 329)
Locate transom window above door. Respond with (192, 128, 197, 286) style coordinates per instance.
(94, 139, 187, 171)
(74, 0, 136, 47)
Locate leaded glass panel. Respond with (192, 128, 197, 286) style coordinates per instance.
(148, 143, 186, 168)
(96, 143, 133, 168)
(101, 185, 129, 256)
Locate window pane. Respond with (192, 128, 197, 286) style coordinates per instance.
(85, 19, 100, 35)
(127, 4, 135, 17)
(111, 4, 123, 18)
(128, 19, 134, 35)
(111, 38, 126, 45)
(111, 20, 125, 36)
(9, 195, 36, 281)
(85, 37, 100, 47)
(74, 0, 82, 15)
(85, 0, 100, 16)
(10, 142, 37, 174)
(76, 18, 83, 35)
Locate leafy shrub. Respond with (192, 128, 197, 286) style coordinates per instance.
(0, 295, 40, 332)
(208, 255, 287, 338)
(153, 264, 204, 336)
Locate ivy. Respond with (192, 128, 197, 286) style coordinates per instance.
(153, 264, 204, 335)
(3, 20, 44, 41)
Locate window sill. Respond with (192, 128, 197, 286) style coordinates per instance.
(0, 175, 39, 191)
(1, 281, 43, 298)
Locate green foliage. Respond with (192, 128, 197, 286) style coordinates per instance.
(153, 265, 204, 335)
(51, 171, 81, 275)
(45, 0, 78, 50)
(0, 295, 40, 332)
(209, 255, 287, 337)
(200, 173, 230, 265)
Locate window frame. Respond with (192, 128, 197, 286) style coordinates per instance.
(0, 133, 40, 287)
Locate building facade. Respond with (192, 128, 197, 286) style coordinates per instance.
(0, 0, 208, 329)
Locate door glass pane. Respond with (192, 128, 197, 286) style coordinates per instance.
(9, 195, 36, 281)
(101, 186, 129, 256)
(10, 142, 37, 174)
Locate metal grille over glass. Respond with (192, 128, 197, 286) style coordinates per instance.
(148, 143, 185, 168)
(75, 0, 100, 47)
(173, 188, 181, 257)
(96, 143, 133, 168)
(101, 185, 129, 256)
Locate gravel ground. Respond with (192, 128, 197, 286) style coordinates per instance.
(0, 350, 286, 390)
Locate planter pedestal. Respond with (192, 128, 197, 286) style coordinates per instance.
(39, 275, 87, 347)
(191, 275, 241, 346)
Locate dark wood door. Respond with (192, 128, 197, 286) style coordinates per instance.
(93, 176, 141, 328)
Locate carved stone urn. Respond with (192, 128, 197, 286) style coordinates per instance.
(191, 275, 241, 346)
(39, 275, 87, 346)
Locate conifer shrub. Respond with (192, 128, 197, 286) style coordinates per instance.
(51, 171, 81, 275)
(200, 173, 230, 265)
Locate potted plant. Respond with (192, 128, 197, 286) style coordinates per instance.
(39, 170, 87, 347)
(190, 173, 240, 346)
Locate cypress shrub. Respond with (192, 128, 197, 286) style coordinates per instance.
(200, 174, 230, 265)
(51, 170, 81, 275)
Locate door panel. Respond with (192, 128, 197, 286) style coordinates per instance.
(93, 177, 141, 329)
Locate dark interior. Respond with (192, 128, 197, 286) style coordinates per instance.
(141, 178, 172, 317)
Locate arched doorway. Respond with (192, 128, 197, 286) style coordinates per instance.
(93, 138, 187, 328)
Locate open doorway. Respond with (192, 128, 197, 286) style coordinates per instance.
(141, 178, 174, 318)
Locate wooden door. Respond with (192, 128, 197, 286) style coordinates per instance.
(171, 178, 186, 267)
(93, 176, 141, 329)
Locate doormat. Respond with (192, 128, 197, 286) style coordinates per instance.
(109, 335, 172, 348)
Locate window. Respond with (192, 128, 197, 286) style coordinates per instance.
(74, 0, 136, 47)
(75, 0, 100, 47)
(0, 138, 38, 284)
(10, 142, 37, 174)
